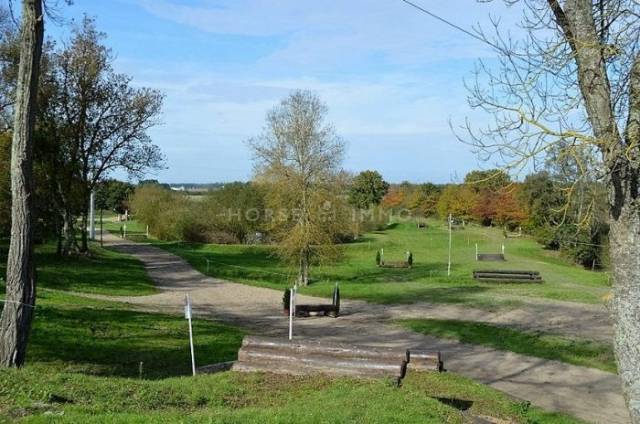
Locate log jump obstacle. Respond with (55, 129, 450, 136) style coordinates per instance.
(475, 243, 506, 261)
(232, 336, 443, 383)
(377, 249, 413, 268)
(473, 269, 542, 283)
(288, 284, 341, 318)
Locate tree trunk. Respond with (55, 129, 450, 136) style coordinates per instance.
(298, 249, 309, 286)
(80, 210, 88, 253)
(608, 55, 640, 424)
(609, 194, 640, 423)
(0, 0, 44, 367)
(61, 209, 75, 256)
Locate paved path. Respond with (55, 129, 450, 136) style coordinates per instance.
(102, 234, 629, 424)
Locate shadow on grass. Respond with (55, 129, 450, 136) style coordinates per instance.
(399, 318, 616, 373)
(28, 304, 244, 379)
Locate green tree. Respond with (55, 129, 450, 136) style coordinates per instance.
(464, 169, 511, 193)
(204, 182, 266, 243)
(348, 170, 389, 209)
(248, 90, 346, 286)
(95, 179, 134, 214)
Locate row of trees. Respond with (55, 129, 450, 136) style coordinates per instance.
(378, 168, 608, 268)
(0, 14, 163, 254)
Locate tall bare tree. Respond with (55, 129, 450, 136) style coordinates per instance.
(0, 0, 43, 367)
(39, 17, 163, 254)
(456, 0, 640, 419)
(249, 90, 346, 286)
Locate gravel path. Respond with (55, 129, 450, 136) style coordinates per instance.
(101, 234, 629, 424)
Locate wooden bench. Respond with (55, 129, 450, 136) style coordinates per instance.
(473, 270, 542, 283)
(232, 336, 442, 383)
(476, 253, 505, 261)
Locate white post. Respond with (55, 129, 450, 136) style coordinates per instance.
(288, 287, 295, 340)
(124, 209, 129, 221)
(123, 224, 127, 239)
(475, 243, 478, 261)
(447, 214, 452, 276)
(146, 225, 149, 238)
(185, 294, 196, 376)
(501, 244, 505, 255)
(89, 190, 96, 240)
(381, 248, 384, 263)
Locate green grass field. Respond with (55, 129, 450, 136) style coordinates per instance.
(0, 241, 585, 423)
(135, 219, 610, 308)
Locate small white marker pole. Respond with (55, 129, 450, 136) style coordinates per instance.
(185, 294, 196, 376)
(475, 243, 478, 261)
(447, 214, 452, 277)
(381, 248, 384, 263)
(123, 224, 127, 239)
(146, 225, 149, 238)
(288, 288, 295, 340)
(501, 244, 505, 255)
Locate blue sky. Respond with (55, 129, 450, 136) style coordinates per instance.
(47, 0, 523, 184)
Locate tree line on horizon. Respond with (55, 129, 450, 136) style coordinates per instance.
(128, 163, 609, 270)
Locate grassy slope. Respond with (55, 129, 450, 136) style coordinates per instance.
(399, 319, 616, 373)
(0, 241, 584, 423)
(132, 219, 610, 307)
(35, 242, 158, 296)
(1, 365, 583, 424)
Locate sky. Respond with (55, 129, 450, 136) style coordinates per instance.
(45, 0, 525, 184)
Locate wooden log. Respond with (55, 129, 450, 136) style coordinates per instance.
(237, 350, 405, 376)
(240, 336, 409, 363)
(408, 350, 443, 372)
(473, 270, 540, 275)
(295, 304, 339, 318)
(232, 359, 404, 379)
(379, 261, 411, 269)
(473, 272, 539, 279)
(476, 253, 506, 261)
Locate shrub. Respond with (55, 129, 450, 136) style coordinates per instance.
(375, 250, 381, 266)
(407, 251, 413, 267)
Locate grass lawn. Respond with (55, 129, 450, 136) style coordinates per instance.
(0, 365, 585, 423)
(132, 219, 610, 308)
(0, 242, 157, 296)
(398, 319, 616, 373)
(0, 239, 585, 422)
